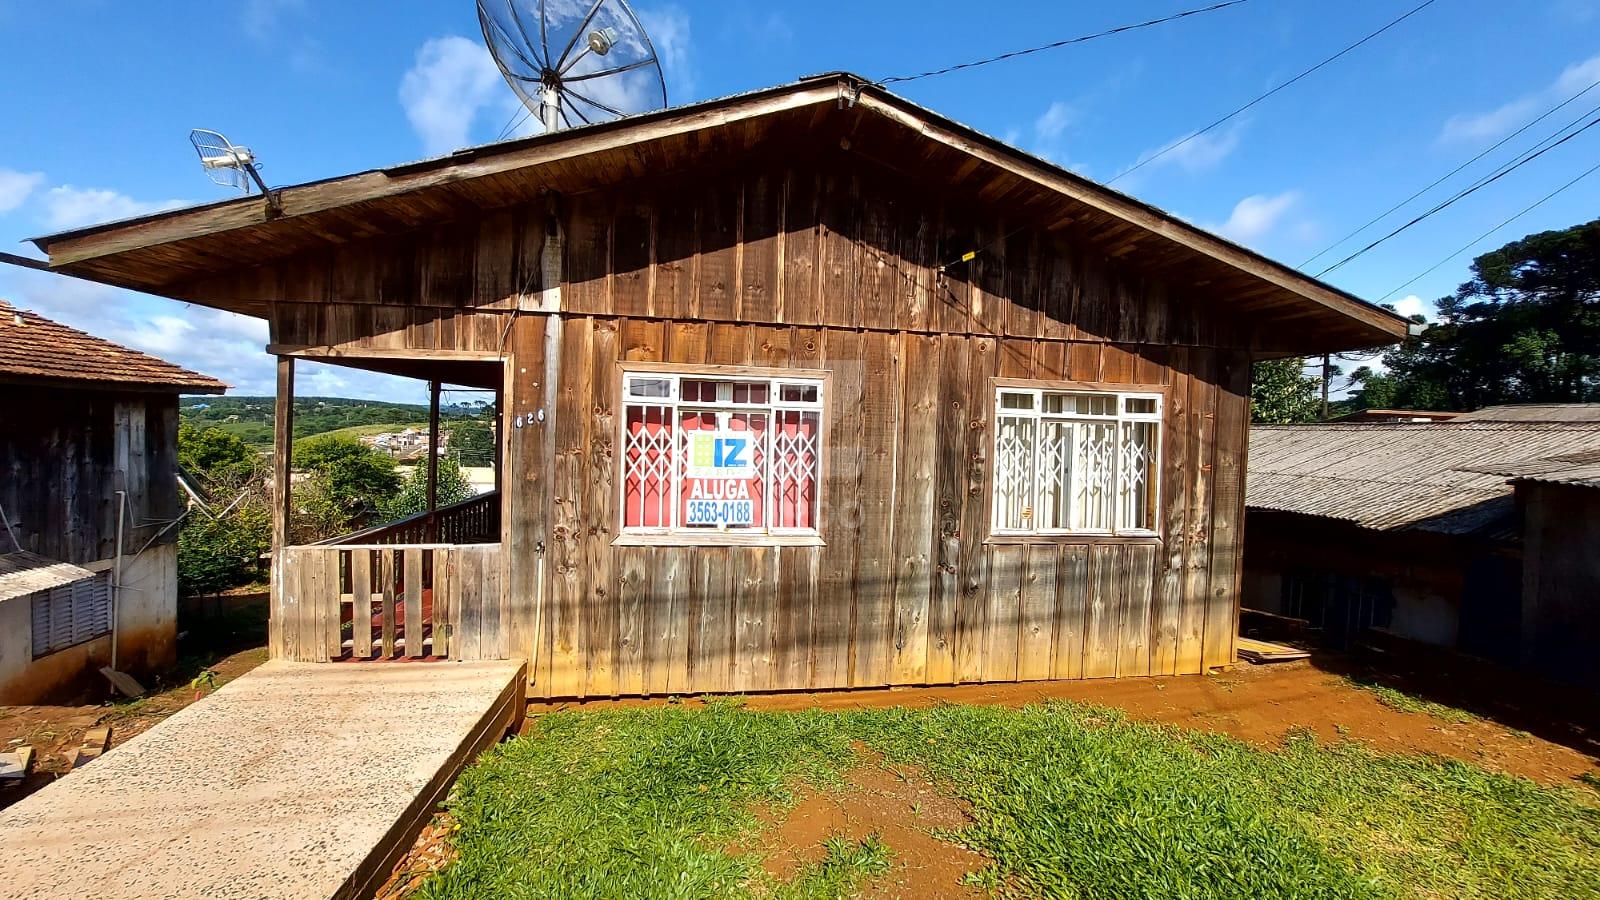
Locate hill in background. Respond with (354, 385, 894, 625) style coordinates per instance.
(181, 396, 493, 447)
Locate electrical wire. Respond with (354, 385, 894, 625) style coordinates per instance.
(1303, 76, 1600, 268)
(1109, 0, 1440, 183)
(1317, 112, 1600, 275)
(876, 0, 1252, 85)
(1378, 159, 1600, 303)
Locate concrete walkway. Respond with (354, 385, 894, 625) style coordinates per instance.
(0, 660, 526, 900)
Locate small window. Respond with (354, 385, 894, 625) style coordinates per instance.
(992, 386, 1162, 536)
(622, 371, 824, 537)
(30, 573, 112, 658)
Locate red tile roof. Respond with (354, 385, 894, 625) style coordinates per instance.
(0, 300, 227, 393)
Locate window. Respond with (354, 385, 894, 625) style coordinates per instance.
(29, 573, 112, 658)
(992, 386, 1161, 536)
(621, 370, 823, 537)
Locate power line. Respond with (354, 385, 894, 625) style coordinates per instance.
(876, 0, 1252, 86)
(1303, 76, 1600, 268)
(1379, 159, 1600, 303)
(1108, 0, 1440, 183)
(1317, 112, 1600, 276)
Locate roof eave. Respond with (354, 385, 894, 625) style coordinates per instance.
(28, 71, 1410, 344)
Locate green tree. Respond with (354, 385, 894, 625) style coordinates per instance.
(177, 423, 259, 484)
(176, 425, 270, 596)
(292, 435, 401, 522)
(1350, 219, 1600, 410)
(449, 418, 496, 466)
(382, 457, 476, 521)
(1250, 357, 1322, 424)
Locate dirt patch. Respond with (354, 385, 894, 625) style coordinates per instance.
(0, 645, 267, 810)
(756, 751, 989, 899)
(374, 812, 459, 900)
(546, 660, 1599, 788)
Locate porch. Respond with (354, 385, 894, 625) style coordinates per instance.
(268, 351, 517, 666)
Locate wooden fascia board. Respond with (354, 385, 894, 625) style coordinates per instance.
(42, 85, 841, 269)
(851, 91, 1409, 342)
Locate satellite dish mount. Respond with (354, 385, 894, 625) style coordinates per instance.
(189, 129, 281, 215)
(478, 0, 668, 135)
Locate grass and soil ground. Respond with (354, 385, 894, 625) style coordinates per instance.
(386, 660, 1600, 899)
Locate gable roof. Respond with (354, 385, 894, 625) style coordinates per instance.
(1247, 421, 1600, 537)
(0, 300, 227, 393)
(20, 73, 1408, 354)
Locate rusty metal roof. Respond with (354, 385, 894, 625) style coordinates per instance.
(1247, 422, 1600, 536)
(0, 299, 226, 393)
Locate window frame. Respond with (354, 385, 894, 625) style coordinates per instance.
(614, 362, 829, 547)
(987, 378, 1165, 541)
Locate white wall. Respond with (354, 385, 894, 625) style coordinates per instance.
(0, 543, 176, 704)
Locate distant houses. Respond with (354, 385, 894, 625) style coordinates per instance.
(0, 300, 225, 702)
(1244, 404, 1600, 691)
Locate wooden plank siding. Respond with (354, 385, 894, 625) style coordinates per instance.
(245, 149, 1250, 693)
(517, 317, 1240, 697)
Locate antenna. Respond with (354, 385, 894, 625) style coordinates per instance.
(189, 129, 271, 196)
(477, 0, 668, 136)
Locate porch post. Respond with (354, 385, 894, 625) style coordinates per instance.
(269, 355, 295, 659)
(427, 379, 441, 542)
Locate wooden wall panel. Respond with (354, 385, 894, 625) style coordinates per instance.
(512, 320, 1243, 698)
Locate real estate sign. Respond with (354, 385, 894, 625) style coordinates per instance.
(684, 430, 755, 526)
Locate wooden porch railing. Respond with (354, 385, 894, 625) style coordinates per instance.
(317, 491, 501, 547)
(276, 542, 503, 662)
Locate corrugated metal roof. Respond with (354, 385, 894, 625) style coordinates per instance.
(1455, 403, 1600, 422)
(1468, 449, 1600, 489)
(0, 300, 227, 393)
(0, 551, 98, 605)
(1247, 422, 1600, 535)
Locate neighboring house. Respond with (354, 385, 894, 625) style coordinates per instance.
(1331, 408, 1461, 423)
(1474, 449, 1600, 689)
(1244, 410, 1600, 691)
(0, 300, 226, 702)
(16, 74, 1407, 697)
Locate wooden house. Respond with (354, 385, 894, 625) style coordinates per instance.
(0, 300, 226, 702)
(20, 74, 1407, 698)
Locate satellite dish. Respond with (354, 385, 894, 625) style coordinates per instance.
(189, 129, 270, 196)
(477, 0, 669, 134)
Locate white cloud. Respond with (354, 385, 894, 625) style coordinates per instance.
(0, 168, 44, 214)
(1392, 294, 1428, 319)
(1440, 53, 1600, 143)
(41, 186, 187, 230)
(641, 5, 694, 102)
(1034, 101, 1076, 141)
(1131, 122, 1246, 176)
(1214, 190, 1301, 243)
(241, 0, 305, 40)
(399, 36, 505, 155)
(1438, 97, 1539, 144)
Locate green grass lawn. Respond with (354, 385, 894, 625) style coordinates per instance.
(416, 700, 1600, 899)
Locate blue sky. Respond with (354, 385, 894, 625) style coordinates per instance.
(1, 0, 1597, 401)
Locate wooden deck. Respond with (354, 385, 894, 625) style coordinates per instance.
(0, 660, 525, 900)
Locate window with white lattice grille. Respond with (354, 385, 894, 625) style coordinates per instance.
(991, 387, 1161, 536)
(621, 371, 823, 537)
